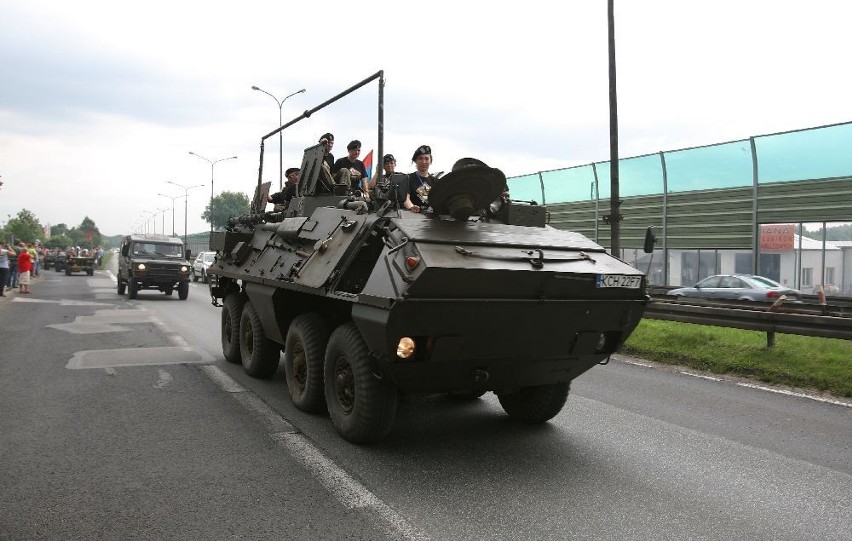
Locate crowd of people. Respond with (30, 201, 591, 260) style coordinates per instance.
(266, 134, 437, 214)
(0, 242, 105, 297)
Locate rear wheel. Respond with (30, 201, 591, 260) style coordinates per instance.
(324, 322, 397, 443)
(284, 313, 328, 413)
(128, 278, 138, 299)
(239, 301, 280, 378)
(177, 281, 189, 300)
(497, 382, 570, 423)
(221, 294, 245, 364)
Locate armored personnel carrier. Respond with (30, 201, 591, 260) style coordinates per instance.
(208, 72, 649, 443)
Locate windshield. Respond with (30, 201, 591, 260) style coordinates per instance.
(132, 242, 183, 257)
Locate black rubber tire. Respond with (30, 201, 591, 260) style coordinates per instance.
(221, 294, 245, 364)
(239, 301, 280, 378)
(497, 382, 570, 423)
(178, 281, 189, 300)
(117, 274, 126, 295)
(128, 279, 138, 299)
(65, 268, 71, 276)
(324, 323, 397, 443)
(201, 270, 207, 284)
(284, 313, 329, 413)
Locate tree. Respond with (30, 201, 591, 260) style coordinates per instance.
(6, 209, 44, 244)
(65, 216, 103, 249)
(45, 234, 74, 249)
(51, 223, 69, 237)
(202, 191, 250, 230)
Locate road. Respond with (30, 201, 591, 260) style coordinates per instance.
(1, 263, 850, 540)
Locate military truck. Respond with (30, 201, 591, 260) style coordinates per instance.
(207, 72, 649, 443)
(65, 252, 95, 276)
(116, 234, 191, 300)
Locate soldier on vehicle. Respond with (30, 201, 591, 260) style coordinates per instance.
(332, 140, 368, 195)
(368, 153, 408, 208)
(404, 144, 436, 213)
(267, 167, 300, 211)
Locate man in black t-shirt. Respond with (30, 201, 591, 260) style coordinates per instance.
(332, 140, 368, 193)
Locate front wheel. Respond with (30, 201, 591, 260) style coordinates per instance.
(221, 294, 245, 364)
(497, 382, 570, 423)
(128, 278, 138, 299)
(117, 274, 126, 295)
(324, 322, 397, 443)
(177, 281, 189, 300)
(239, 301, 280, 378)
(284, 313, 328, 413)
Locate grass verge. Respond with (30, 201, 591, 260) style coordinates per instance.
(621, 319, 852, 398)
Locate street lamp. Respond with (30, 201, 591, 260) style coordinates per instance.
(167, 180, 205, 248)
(157, 192, 183, 237)
(141, 210, 156, 234)
(188, 152, 237, 234)
(251, 86, 306, 190)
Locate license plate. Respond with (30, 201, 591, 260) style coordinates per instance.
(597, 274, 641, 288)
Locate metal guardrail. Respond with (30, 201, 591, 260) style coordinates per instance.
(644, 295, 852, 346)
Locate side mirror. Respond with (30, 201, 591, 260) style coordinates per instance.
(643, 226, 657, 254)
(185, 249, 191, 261)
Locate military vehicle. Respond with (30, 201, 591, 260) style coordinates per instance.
(116, 234, 191, 300)
(65, 252, 95, 276)
(208, 72, 649, 443)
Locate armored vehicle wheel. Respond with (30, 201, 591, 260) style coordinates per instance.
(239, 301, 280, 378)
(178, 281, 189, 300)
(324, 322, 398, 443)
(117, 275, 126, 295)
(284, 313, 329, 413)
(221, 294, 245, 364)
(128, 279, 138, 299)
(497, 382, 570, 423)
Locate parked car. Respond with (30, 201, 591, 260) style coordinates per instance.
(668, 274, 801, 302)
(192, 251, 216, 283)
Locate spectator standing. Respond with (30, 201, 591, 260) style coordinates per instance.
(17, 242, 32, 294)
(7, 244, 19, 289)
(0, 242, 12, 297)
(28, 243, 39, 277)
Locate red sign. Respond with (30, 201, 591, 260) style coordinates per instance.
(760, 224, 794, 251)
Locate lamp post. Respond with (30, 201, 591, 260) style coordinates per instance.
(188, 152, 237, 234)
(167, 180, 205, 248)
(251, 86, 306, 190)
(141, 210, 156, 234)
(157, 192, 183, 237)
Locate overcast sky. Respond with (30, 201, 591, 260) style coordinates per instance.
(2, 0, 850, 237)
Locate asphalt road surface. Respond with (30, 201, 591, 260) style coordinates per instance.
(1, 264, 850, 540)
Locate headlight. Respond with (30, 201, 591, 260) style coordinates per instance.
(396, 337, 416, 359)
(136, 263, 146, 270)
(180, 266, 188, 272)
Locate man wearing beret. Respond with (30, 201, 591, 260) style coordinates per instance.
(332, 140, 369, 195)
(267, 167, 301, 211)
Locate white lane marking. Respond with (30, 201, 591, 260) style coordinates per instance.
(616, 356, 850, 408)
(679, 371, 722, 382)
(198, 365, 426, 541)
(154, 369, 173, 389)
(735, 382, 852, 408)
(621, 359, 654, 368)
